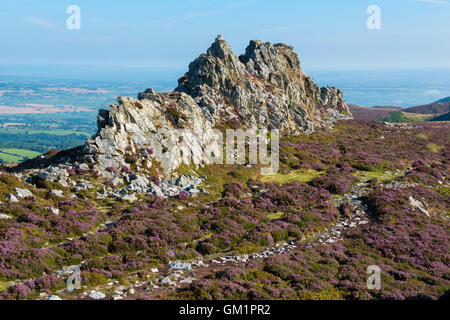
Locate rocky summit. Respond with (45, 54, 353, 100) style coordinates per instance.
(176, 35, 351, 133)
(81, 36, 351, 177)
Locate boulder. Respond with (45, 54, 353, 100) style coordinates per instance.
(148, 182, 164, 198)
(120, 193, 137, 202)
(89, 291, 106, 300)
(409, 197, 430, 217)
(6, 194, 19, 203)
(169, 261, 193, 271)
(50, 190, 64, 197)
(37, 167, 70, 186)
(46, 207, 60, 215)
(15, 188, 33, 198)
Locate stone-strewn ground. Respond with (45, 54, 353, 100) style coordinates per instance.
(0, 120, 448, 300)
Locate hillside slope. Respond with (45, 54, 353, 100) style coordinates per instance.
(429, 111, 450, 122)
(348, 104, 402, 121)
(435, 97, 450, 103)
(0, 120, 448, 301)
(404, 101, 450, 115)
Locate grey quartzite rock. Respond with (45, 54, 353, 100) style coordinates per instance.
(15, 188, 33, 198)
(6, 194, 19, 203)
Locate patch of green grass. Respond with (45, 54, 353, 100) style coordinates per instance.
(436, 187, 450, 197)
(191, 163, 261, 198)
(298, 289, 346, 300)
(416, 133, 428, 140)
(0, 148, 40, 158)
(426, 143, 443, 153)
(402, 112, 433, 122)
(354, 170, 396, 182)
(382, 111, 433, 123)
(0, 281, 13, 291)
(83, 272, 109, 287)
(267, 212, 284, 220)
(196, 233, 213, 242)
(0, 147, 41, 163)
(261, 169, 323, 184)
(0, 152, 22, 163)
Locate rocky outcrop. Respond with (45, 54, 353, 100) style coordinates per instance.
(83, 92, 221, 176)
(11, 36, 351, 181)
(176, 35, 351, 134)
(82, 36, 350, 177)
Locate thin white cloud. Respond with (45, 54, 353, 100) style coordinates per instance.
(25, 17, 58, 29)
(410, 0, 449, 5)
(182, 11, 218, 21)
(425, 89, 442, 96)
(259, 26, 289, 33)
(164, 11, 218, 27)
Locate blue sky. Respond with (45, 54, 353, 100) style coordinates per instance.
(0, 0, 449, 74)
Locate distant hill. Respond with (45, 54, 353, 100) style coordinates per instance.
(349, 104, 433, 123)
(404, 101, 450, 115)
(428, 111, 450, 122)
(434, 96, 450, 103)
(350, 96, 450, 122)
(348, 104, 402, 121)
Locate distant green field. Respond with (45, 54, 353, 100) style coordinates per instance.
(0, 129, 93, 137)
(401, 112, 434, 122)
(0, 152, 22, 163)
(0, 148, 41, 163)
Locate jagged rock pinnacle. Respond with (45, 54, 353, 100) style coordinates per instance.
(176, 36, 351, 134)
(207, 35, 234, 59)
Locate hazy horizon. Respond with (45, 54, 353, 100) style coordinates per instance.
(1, 65, 449, 108)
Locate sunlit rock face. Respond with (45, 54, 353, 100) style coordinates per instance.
(176, 35, 352, 135)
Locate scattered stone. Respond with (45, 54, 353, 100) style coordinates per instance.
(170, 261, 193, 271)
(6, 194, 19, 203)
(89, 291, 106, 300)
(15, 188, 33, 198)
(120, 193, 137, 202)
(115, 285, 126, 292)
(46, 207, 60, 215)
(409, 197, 430, 217)
(78, 163, 89, 170)
(50, 190, 64, 197)
(180, 277, 195, 284)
